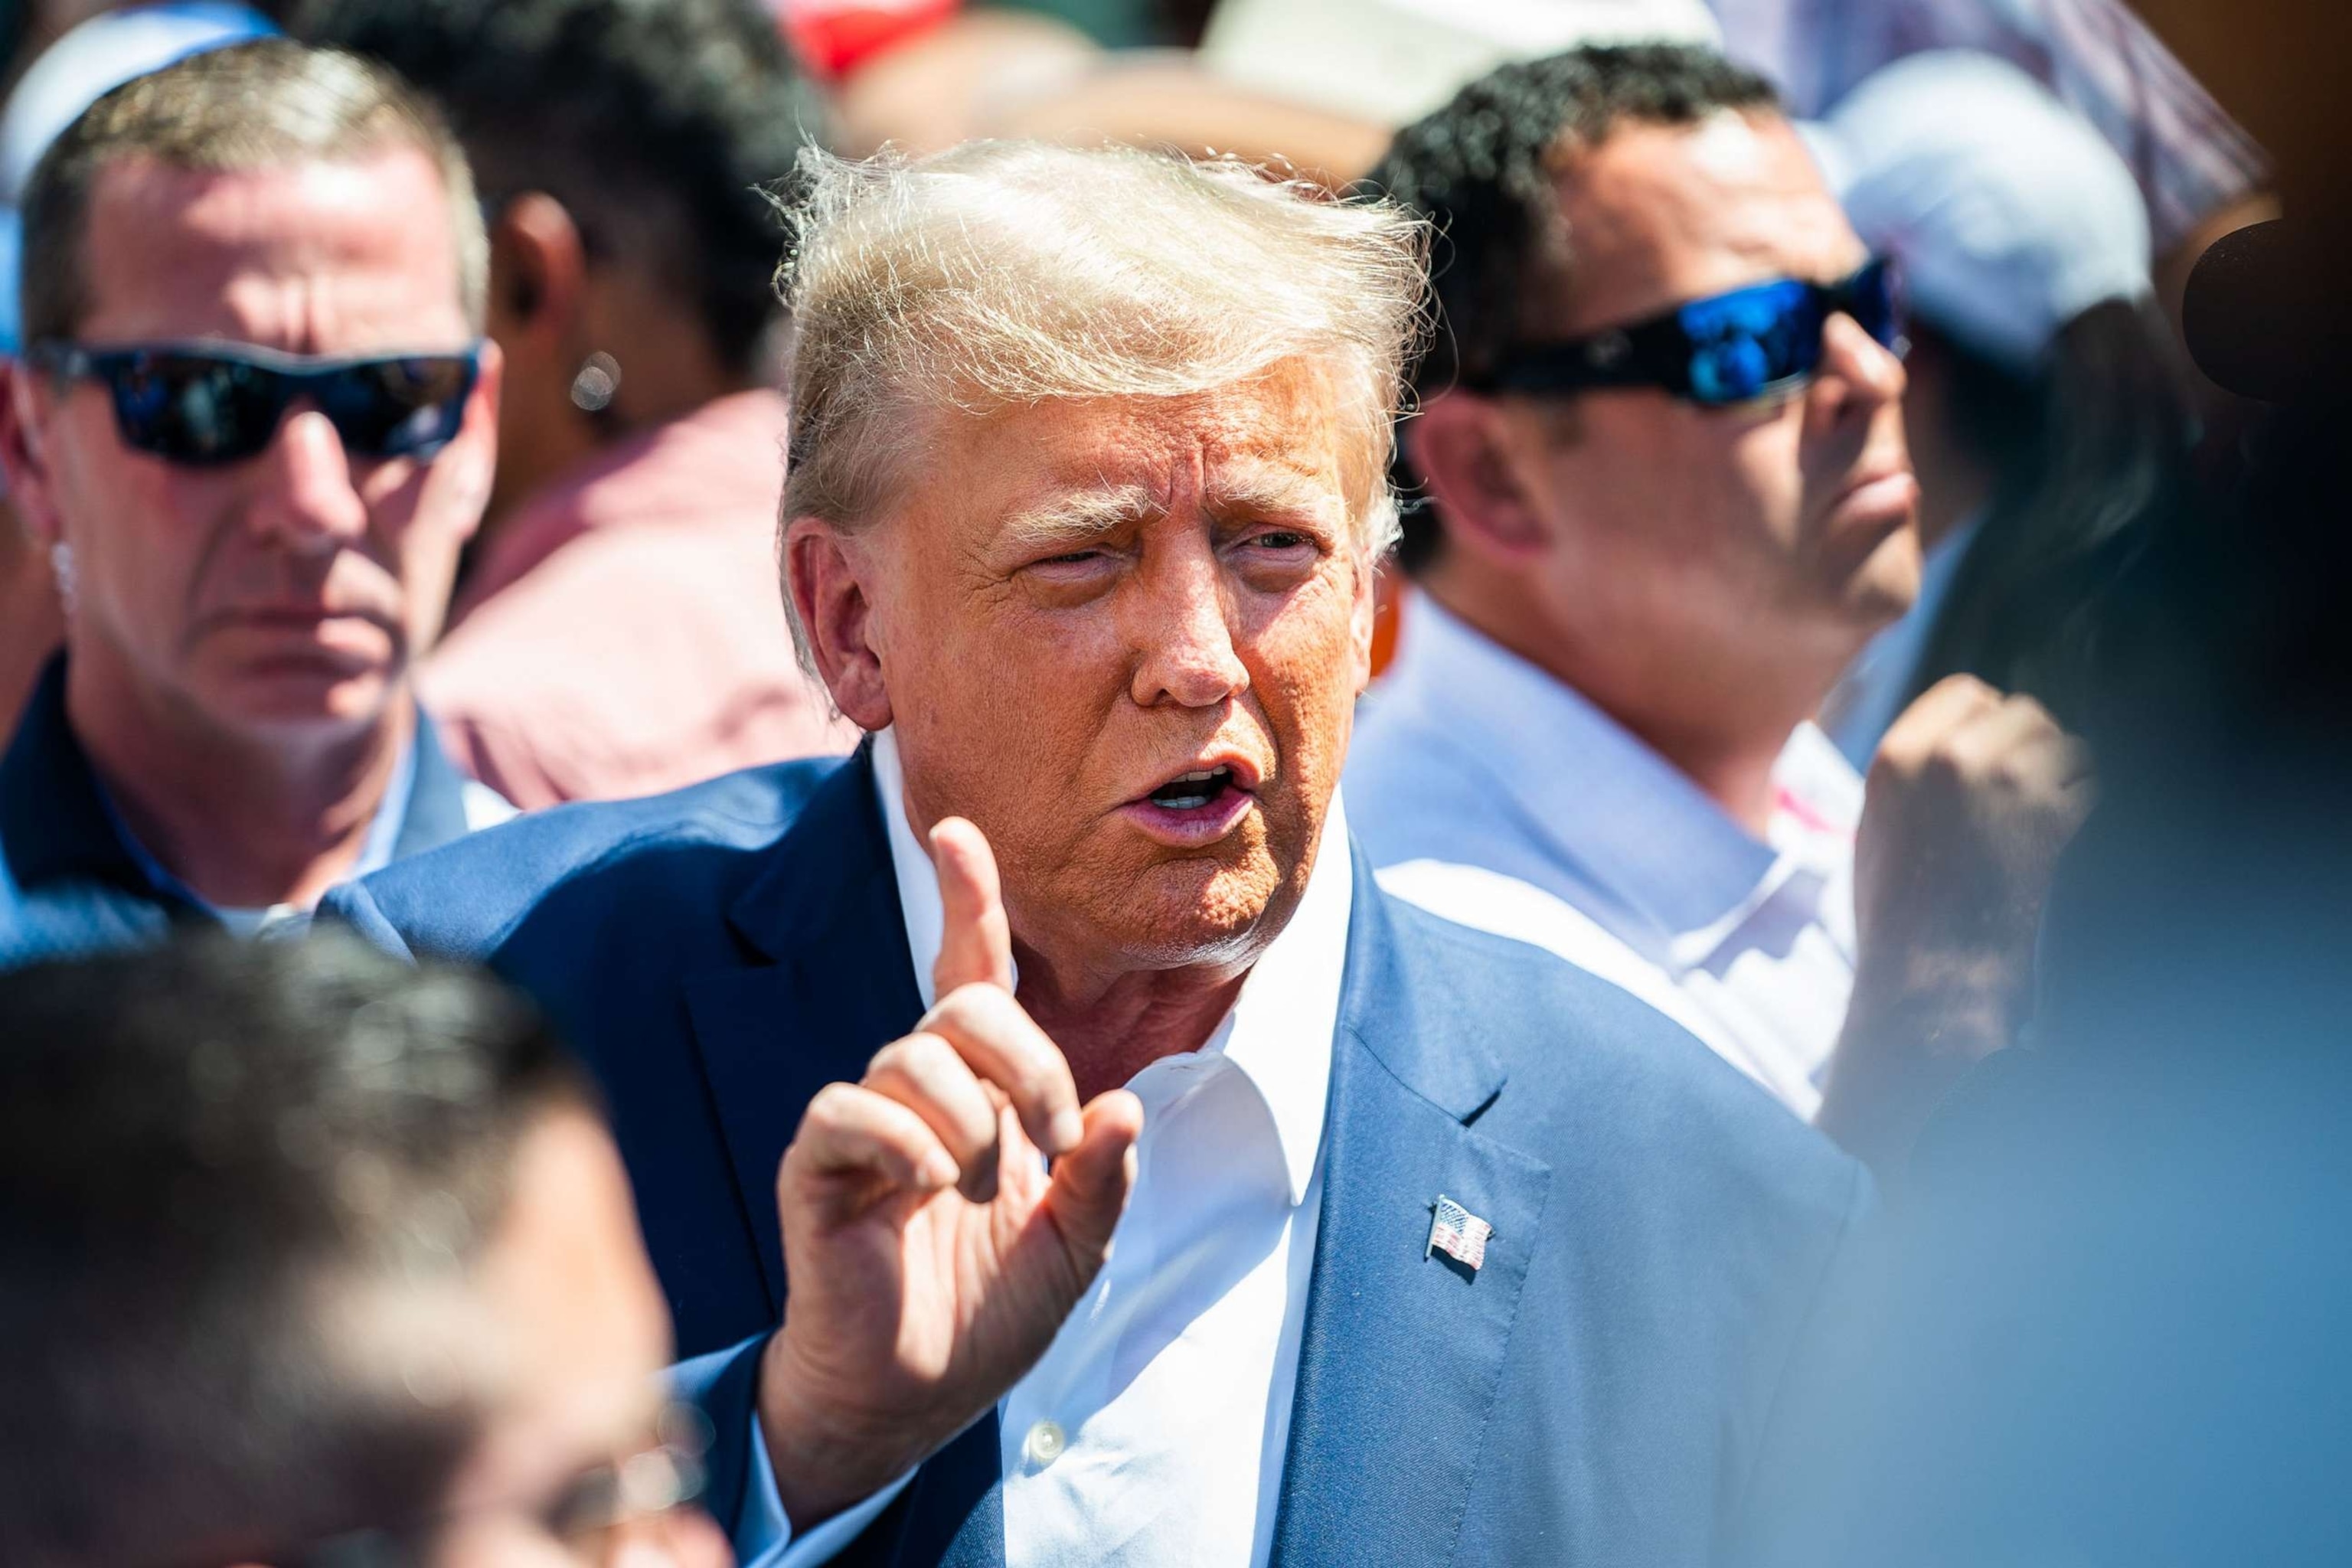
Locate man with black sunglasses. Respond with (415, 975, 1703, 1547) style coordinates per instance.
(0, 40, 514, 970)
(1352, 45, 2093, 1174)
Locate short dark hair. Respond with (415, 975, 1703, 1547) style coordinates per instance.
(18, 38, 486, 345)
(297, 0, 825, 379)
(0, 933, 586, 1568)
(1367, 44, 1780, 572)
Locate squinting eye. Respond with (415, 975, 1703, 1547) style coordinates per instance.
(1037, 549, 1103, 567)
(1250, 531, 1313, 552)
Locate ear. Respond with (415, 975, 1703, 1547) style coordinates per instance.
(785, 516, 892, 730)
(1405, 391, 1553, 564)
(0, 358, 65, 547)
(486, 192, 589, 361)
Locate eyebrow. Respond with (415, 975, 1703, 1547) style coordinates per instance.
(998, 484, 1162, 557)
(1204, 465, 1348, 534)
(997, 463, 1348, 557)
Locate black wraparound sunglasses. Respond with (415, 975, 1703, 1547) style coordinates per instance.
(1474, 257, 1906, 407)
(24, 339, 482, 466)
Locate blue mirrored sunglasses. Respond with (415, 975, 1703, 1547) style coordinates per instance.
(25, 339, 482, 467)
(1479, 257, 1905, 407)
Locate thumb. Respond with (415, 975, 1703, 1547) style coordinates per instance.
(1043, 1089, 1143, 1274)
(930, 816, 1014, 995)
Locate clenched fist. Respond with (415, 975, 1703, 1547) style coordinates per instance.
(757, 818, 1145, 1528)
(1820, 676, 2095, 1174)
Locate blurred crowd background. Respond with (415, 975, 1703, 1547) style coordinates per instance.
(0, 0, 2346, 1564)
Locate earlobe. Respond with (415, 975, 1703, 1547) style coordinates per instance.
(785, 518, 892, 730)
(0, 360, 62, 546)
(1406, 394, 1552, 563)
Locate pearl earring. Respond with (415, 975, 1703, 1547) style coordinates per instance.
(569, 351, 622, 413)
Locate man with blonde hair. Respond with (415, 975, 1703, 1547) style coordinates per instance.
(332, 139, 1870, 1566)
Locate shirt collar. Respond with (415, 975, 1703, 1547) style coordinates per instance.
(871, 725, 1346, 1205)
(2, 650, 423, 916)
(98, 730, 418, 921)
(1377, 590, 1857, 951)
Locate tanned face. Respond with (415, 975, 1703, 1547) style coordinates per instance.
(6, 150, 497, 742)
(1498, 113, 1921, 681)
(806, 364, 1376, 987)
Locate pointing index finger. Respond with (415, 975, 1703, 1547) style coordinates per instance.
(930, 816, 1014, 996)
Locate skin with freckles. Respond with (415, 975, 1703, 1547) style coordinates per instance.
(0, 149, 502, 908)
(792, 363, 1375, 1086)
(1410, 112, 1919, 832)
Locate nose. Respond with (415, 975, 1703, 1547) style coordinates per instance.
(245, 405, 369, 551)
(1805, 311, 1907, 434)
(1126, 541, 1251, 710)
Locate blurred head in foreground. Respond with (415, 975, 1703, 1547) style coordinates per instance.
(0, 935, 727, 1568)
(779, 141, 1423, 987)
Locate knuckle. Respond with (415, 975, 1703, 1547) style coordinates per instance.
(941, 980, 1007, 1021)
(803, 1080, 867, 1128)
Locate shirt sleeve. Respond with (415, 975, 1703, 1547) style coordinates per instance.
(733, 1410, 920, 1568)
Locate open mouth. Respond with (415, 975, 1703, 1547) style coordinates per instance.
(1146, 766, 1241, 812)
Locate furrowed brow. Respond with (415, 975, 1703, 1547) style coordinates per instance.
(1207, 465, 1348, 534)
(999, 485, 1161, 556)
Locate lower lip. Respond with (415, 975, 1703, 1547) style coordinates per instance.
(1117, 785, 1257, 847)
(1828, 472, 1920, 532)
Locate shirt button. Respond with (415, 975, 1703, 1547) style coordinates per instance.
(1024, 1419, 1067, 1466)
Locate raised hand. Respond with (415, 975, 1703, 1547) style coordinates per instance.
(1818, 675, 2096, 1174)
(758, 817, 1145, 1529)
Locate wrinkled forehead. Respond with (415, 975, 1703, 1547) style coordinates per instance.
(76, 150, 470, 351)
(919, 368, 1366, 549)
(1543, 112, 1864, 336)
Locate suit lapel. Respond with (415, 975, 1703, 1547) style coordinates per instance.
(681, 745, 1011, 1565)
(1269, 858, 1553, 1567)
(682, 743, 926, 1312)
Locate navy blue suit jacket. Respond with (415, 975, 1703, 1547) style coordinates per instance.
(328, 746, 1873, 1566)
(0, 657, 483, 971)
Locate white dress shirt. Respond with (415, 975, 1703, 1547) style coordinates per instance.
(743, 727, 1349, 1566)
(1348, 593, 1859, 1119)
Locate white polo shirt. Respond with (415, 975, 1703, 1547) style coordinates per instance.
(1348, 593, 1859, 1119)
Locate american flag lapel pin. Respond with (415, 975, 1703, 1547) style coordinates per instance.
(1426, 1194, 1494, 1272)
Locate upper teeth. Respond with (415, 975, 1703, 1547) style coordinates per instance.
(1171, 769, 1223, 783)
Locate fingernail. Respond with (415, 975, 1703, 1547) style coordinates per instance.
(1050, 1109, 1084, 1154)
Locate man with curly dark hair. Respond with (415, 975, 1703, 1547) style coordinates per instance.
(1351, 46, 2093, 1174)
(299, 0, 854, 809)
